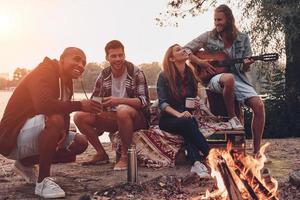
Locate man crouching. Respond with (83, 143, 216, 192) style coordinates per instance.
(0, 47, 103, 198)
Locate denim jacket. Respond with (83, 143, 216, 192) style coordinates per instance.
(184, 31, 253, 86)
(157, 66, 197, 118)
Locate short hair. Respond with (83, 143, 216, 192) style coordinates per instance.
(60, 47, 85, 60)
(104, 40, 124, 56)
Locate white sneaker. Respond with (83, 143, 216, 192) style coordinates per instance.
(35, 177, 65, 198)
(191, 161, 210, 179)
(13, 161, 37, 184)
(229, 117, 244, 130)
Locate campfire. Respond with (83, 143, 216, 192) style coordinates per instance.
(201, 142, 278, 200)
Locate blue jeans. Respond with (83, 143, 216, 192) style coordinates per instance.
(159, 116, 210, 163)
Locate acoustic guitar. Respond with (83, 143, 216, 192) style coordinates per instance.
(194, 51, 279, 83)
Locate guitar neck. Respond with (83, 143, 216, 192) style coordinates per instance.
(233, 55, 262, 63)
(215, 55, 262, 67)
(202, 52, 278, 68)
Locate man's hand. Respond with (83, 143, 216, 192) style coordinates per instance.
(80, 99, 102, 113)
(242, 58, 254, 72)
(192, 55, 216, 75)
(202, 61, 217, 75)
(57, 130, 67, 150)
(102, 96, 120, 108)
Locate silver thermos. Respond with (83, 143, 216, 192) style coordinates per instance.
(127, 144, 138, 183)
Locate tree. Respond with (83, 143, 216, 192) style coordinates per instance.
(139, 62, 162, 86)
(159, 0, 300, 136)
(13, 67, 29, 82)
(73, 62, 105, 92)
(0, 77, 8, 90)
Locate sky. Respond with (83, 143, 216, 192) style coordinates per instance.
(0, 0, 222, 78)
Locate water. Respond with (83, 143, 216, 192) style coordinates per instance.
(0, 90, 110, 142)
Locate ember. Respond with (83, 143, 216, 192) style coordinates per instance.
(202, 142, 278, 200)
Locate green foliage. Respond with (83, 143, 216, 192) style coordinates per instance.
(10, 67, 30, 87)
(156, 0, 218, 27)
(73, 61, 162, 93)
(244, 62, 290, 138)
(0, 78, 8, 90)
(244, 67, 290, 138)
(13, 67, 30, 82)
(7, 61, 161, 93)
(139, 62, 162, 86)
(161, 0, 300, 137)
(73, 62, 105, 92)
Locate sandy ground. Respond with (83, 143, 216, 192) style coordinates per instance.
(0, 138, 299, 199)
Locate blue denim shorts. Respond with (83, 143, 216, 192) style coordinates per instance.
(8, 114, 76, 160)
(207, 73, 258, 103)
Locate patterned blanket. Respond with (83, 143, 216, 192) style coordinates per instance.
(109, 101, 232, 169)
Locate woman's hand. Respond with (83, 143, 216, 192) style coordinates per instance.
(177, 111, 193, 118)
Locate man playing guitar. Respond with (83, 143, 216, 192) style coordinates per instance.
(184, 4, 265, 155)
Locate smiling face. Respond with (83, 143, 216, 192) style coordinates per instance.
(170, 45, 189, 63)
(106, 47, 126, 75)
(214, 11, 228, 33)
(60, 48, 86, 79)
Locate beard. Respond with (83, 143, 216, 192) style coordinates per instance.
(217, 23, 231, 34)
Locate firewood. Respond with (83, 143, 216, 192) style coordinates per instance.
(229, 150, 279, 200)
(233, 167, 259, 200)
(217, 157, 243, 200)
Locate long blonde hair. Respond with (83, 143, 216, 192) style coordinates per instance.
(162, 44, 198, 100)
(212, 4, 239, 44)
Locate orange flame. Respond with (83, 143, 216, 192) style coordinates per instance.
(201, 142, 278, 199)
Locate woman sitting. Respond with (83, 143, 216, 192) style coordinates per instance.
(157, 44, 210, 178)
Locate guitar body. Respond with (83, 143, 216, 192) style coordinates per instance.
(194, 51, 230, 83)
(192, 51, 279, 83)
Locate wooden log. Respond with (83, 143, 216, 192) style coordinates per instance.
(230, 150, 279, 200)
(217, 157, 243, 200)
(233, 167, 259, 200)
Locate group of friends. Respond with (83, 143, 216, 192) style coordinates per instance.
(0, 5, 265, 199)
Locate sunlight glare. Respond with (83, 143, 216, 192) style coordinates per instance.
(0, 13, 14, 36)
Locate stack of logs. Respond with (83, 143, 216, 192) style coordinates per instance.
(216, 150, 278, 200)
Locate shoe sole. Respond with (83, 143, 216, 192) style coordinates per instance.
(199, 174, 211, 179)
(191, 171, 210, 179)
(113, 166, 127, 171)
(35, 191, 65, 198)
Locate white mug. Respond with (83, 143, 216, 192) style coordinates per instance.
(91, 96, 103, 103)
(185, 97, 196, 109)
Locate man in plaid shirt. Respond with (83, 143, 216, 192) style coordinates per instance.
(74, 40, 150, 170)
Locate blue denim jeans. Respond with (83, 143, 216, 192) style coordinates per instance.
(159, 116, 210, 163)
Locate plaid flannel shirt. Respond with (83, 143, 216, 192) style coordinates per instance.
(91, 61, 150, 124)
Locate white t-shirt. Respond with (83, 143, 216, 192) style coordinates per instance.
(111, 68, 128, 98)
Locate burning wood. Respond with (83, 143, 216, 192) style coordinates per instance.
(201, 142, 278, 200)
(230, 150, 278, 200)
(216, 157, 243, 200)
(232, 165, 259, 200)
